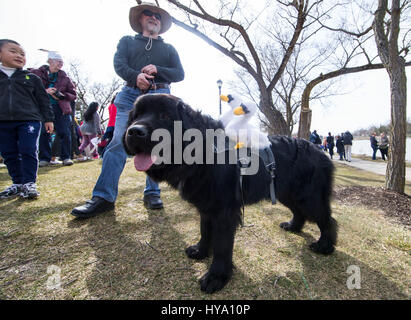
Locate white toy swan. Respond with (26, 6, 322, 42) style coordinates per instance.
(219, 94, 241, 127)
(225, 101, 271, 150)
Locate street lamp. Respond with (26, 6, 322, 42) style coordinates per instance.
(217, 79, 223, 116)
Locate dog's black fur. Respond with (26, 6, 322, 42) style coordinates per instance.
(123, 93, 337, 293)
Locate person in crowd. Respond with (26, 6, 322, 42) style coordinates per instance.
(100, 94, 117, 157)
(335, 135, 345, 160)
(30, 50, 77, 167)
(69, 100, 81, 160)
(370, 132, 379, 160)
(309, 130, 321, 146)
(97, 136, 108, 157)
(326, 132, 335, 159)
(322, 137, 328, 151)
(71, 2, 184, 218)
(0, 39, 54, 199)
(78, 102, 102, 160)
(50, 134, 62, 164)
(342, 130, 353, 162)
(379, 132, 389, 161)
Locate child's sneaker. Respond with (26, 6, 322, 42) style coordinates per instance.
(20, 182, 39, 199)
(0, 184, 22, 199)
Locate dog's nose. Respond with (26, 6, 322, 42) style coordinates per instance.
(127, 125, 148, 138)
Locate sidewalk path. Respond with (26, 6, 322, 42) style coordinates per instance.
(330, 156, 411, 182)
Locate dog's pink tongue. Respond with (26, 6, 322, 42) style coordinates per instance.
(134, 154, 157, 171)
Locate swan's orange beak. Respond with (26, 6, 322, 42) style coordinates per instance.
(220, 95, 229, 102)
(233, 106, 245, 115)
(234, 142, 245, 149)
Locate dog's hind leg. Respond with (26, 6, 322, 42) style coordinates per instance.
(280, 207, 306, 233)
(186, 214, 212, 260)
(310, 216, 338, 255)
(199, 211, 239, 294)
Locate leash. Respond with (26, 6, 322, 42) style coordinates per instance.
(262, 147, 277, 205)
(237, 146, 277, 227)
(213, 140, 277, 227)
(237, 151, 250, 227)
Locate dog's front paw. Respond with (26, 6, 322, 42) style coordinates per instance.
(199, 271, 230, 294)
(280, 221, 293, 231)
(185, 244, 208, 260)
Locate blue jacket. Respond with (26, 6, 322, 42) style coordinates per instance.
(370, 135, 378, 148)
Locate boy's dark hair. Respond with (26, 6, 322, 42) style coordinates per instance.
(0, 39, 20, 50)
(83, 102, 99, 122)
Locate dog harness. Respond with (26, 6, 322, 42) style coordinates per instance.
(214, 139, 277, 226)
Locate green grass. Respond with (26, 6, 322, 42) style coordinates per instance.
(0, 160, 409, 300)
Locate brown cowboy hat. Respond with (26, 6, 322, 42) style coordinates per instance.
(129, 2, 172, 34)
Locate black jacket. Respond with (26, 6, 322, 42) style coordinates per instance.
(326, 135, 335, 146)
(0, 69, 54, 122)
(370, 135, 378, 148)
(114, 34, 185, 86)
(342, 131, 353, 145)
(336, 137, 344, 153)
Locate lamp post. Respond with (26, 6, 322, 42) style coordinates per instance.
(217, 79, 223, 116)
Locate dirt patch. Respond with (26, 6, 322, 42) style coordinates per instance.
(334, 186, 411, 229)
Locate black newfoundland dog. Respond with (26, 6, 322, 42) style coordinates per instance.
(123, 93, 337, 293)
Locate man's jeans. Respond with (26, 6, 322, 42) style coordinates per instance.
(92, 85, 170, 203)
(372, 146, 378, 160)
(39, 104, 72, 161)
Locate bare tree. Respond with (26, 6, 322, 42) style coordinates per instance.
(298, 1, 411, 140)
(163, 0, 331, 135)
(373, 0, 410, 193)
(235, 39, 337, 134)
(297, 0, 410, 193)
(67, 60, 122, 125)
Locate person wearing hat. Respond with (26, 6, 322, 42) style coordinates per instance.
(71, 2, 184, 218)
(30, 50, 77, 167)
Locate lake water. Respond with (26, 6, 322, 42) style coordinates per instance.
(351, 137, 411, 162)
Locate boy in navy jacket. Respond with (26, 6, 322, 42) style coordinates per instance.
(0, 39, 54, 199)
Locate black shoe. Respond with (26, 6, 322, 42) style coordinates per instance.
(143, 194, 163, 210)
(71, 196, 114, 218)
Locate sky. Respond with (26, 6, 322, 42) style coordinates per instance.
(1, 0, 410, 137)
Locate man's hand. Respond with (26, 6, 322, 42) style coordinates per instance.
(46, 88, 56, 95)
(44, 122, 54, 134)
(141, 64, 157, 75)
(136, 72, 154, 91)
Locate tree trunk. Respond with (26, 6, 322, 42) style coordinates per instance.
(298, 108, 312, 139)
(259, 91, 290, 136)
(373, 0, 407, 193)
(298, 79, 316, 139)
(385, 61, 407, 192)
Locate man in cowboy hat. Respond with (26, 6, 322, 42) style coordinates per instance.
(71, 2, 184, 218)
